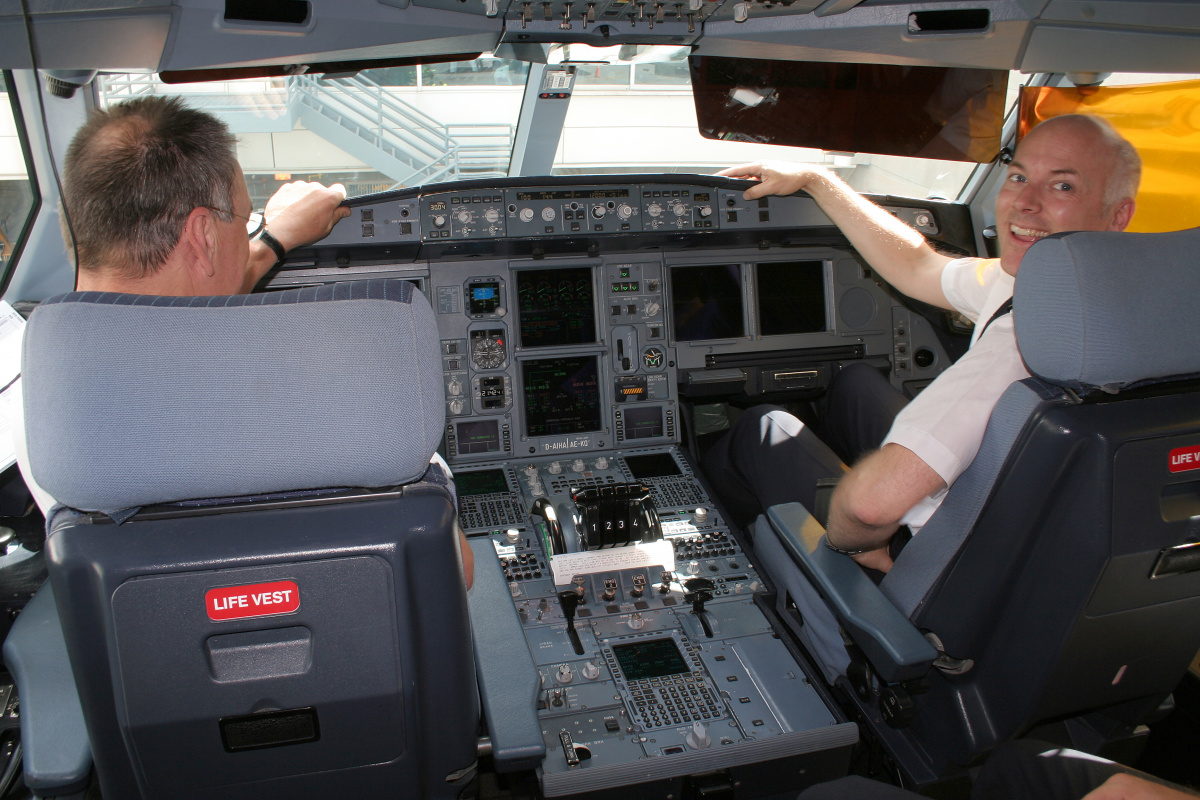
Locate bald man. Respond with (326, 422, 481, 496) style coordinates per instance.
(702, 115, 1141, 572)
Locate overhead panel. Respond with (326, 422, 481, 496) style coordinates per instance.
(160, 0, 503, 72)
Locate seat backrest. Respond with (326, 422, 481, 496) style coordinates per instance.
(21, 279, 479, 800)
(882, 228, 1200, 769)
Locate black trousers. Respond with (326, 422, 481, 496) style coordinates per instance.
(797, 740, 1195, 800)
(700, 362, 908, 531)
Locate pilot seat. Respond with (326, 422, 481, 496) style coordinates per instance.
(753, 228, 1200, 788)
(3, 280, 479, 799)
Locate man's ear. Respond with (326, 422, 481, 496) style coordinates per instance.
(182, 206, 219, 279)
(1109, 198, 1136, 232)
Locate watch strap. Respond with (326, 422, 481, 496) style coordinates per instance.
(258, 227, 287, 266)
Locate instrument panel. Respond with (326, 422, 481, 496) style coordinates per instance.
(287, 177, 960, 461)
(281, 175, 966, 796)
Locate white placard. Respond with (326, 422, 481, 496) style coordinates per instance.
(549, 538, 675, 586)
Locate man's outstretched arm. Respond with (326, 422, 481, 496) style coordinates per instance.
(824, 444, 945, 573)
(718, 161, 954, 309)
(244, 181, 352, 292)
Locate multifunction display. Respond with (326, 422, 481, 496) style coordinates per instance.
(455, 468, 509, 496)
(756, 260, 828, 336)
(670, 264, 745, 342)
(522, 355, 602, 437)
(516, 268, 597, 348)
(622, 405, 664, 440)
(624, 452, 682, 480)
(457, 419, 501, 455)
(612, 638, 690, 681)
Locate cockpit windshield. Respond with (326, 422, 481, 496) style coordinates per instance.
(96, 55, 1020, 208)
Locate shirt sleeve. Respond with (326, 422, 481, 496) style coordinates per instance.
(941, 257, 1002, 323)
(425, 451, 458, 509)
(882, 313, 1028, 488)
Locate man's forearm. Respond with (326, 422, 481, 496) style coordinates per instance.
(243, 240, 282, 292)
(824, 444, 947, 571)
(801, 170, 953, 309)
(825, 483, 898, 554)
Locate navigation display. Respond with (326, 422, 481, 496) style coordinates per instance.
(612, 638, 690, 680)
(756, 260, 828, 336)
(670, 264, 745, 342)
(455, 469, 509, 496)
(516, 267, 597, 348)
(522, 355, 602, 437)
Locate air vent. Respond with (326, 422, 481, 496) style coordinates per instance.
(907, 9, 989, 34)
(225, 0, 311, 25)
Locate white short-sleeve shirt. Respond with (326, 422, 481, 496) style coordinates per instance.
(881, 257, 1028, 532)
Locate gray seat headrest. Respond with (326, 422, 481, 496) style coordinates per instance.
(22, 279, 444, 515)
(1015, 228, 1200, 392)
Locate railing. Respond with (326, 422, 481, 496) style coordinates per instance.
(290, 74, 514, 185)
(97, 73, 515, 186)
(96, 74, 161, 101)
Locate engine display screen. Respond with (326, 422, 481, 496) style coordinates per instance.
(612, 638, 690, 681)
(622, 405, 664, 440)
(455, 468, 509, 496)
(456, 419, 501, 455)
(522, 355, 602, 437)
(756, 261, 828, 336)
(516, 267, 597, 348)
(670, 264, 745, 342)
(624, 452, 682, 479)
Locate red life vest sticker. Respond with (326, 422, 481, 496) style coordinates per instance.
(1168, 445, 1200, 474)
(206, 581, 300, 621)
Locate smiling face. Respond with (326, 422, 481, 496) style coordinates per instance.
(994, 116, 1136, 276)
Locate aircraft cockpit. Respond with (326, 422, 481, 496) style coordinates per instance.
(1, 3, 1200, 799)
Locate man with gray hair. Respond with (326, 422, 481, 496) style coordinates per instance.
(703, 115, 1140, 573)
(10, 95, 475, 583)
(62, 95, 348, 294)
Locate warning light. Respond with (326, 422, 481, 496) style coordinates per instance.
(274, 173, 292, 181)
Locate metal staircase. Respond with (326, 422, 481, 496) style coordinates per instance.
(99, 73, 514, 187)
(291, 74, 513, 185)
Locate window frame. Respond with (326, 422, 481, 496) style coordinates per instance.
(0, 70, 42, 296)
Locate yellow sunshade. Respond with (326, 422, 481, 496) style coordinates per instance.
(1019, 80, 1200, 233)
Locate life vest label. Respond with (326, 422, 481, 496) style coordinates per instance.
(206, 581, 300, 621)
(1168, 445, 1200, 473)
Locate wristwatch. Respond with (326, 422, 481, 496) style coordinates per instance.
(823, 536, 878, 556)
(257, 227, 288, 268)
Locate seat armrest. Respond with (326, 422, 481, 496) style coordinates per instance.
(1, 583, 92, 795)
(765, 503, 937, 683)
(467, 537, 546, 772)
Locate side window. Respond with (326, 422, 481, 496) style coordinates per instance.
(0, 72, 37, 282)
